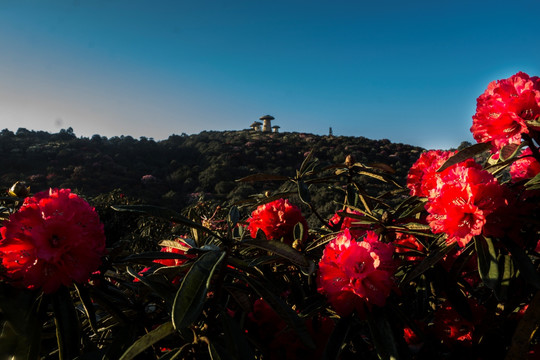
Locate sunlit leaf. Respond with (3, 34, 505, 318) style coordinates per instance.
(437, 143, 491, 173)
(242, 239, 310, 268)
(475, 236, 499, 290)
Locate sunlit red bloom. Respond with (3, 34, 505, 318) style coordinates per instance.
(0, 189, 106, 293)
(328, 208, 368, 238)
(317, 229, 396, 317)
(406, 150, 456, 197)
(510, 147, 540, 182)
(247, 199, 308, 244)
(471, 72, 540, 150)
(426, 164, 507, 247)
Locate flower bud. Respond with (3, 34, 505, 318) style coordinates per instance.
(8, 181, 30, 198)
(345, 154, 354, 167)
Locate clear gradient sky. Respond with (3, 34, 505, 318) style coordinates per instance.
(1, 0, 540, 149)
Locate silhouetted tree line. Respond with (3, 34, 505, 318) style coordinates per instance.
(0, 127, 426, 223)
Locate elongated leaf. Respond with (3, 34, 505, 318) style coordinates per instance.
(297, 180, 311, 204)
(74, 283, 98, 334)
(401, 241, 458, 285)
(475, 236, 499, 290)
(242, 239, 309, 268)
(172, 250, 226, 330)
(525, 171, 540, 188)
(227, 206, 240, 228)
(299, 149, 315, 175)
(235, 173, 289, 182)
(367, 308, 400, 360)
(495, 254, 514, 302)
(51, 286, 81, 360)
(119, 322, 175, 360)
(437, 142, 491, 173)
(367, 162, 396, 174)
(499, 143, 522, 161)
(502, 237, 540, 290)
(322, 316, 350, 360)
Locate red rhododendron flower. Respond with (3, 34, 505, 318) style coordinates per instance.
(406, 150, 456, 197)
(471, 72, 540, 150)
(247, 199, 308, 244)
(317, 229, 396, 317)
(0, 189, 106, 293)
(426, 164, 507, 247)
(328, 208, 368, 238)
(510, 147, 540, 182)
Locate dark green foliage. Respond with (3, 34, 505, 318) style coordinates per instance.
(0, 128, 423, 222)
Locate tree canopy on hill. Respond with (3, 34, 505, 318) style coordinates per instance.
(0, 128, 425, 220)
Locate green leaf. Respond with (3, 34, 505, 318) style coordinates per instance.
(499, 143, 522, 161)
(242, 239, 309, 268)
(74, 283, 98, 334)
(437, 142, 491, 173)
(51, 286, 81, 360)
(322, 316, 350, 360)
(525, 171, 540, 188)
(227, 206, 240, 228)
(475, 236, 500, 290)
(367, 162, 396, 174)
(299, 149, 315, 175)
(367, 308, 400, 360)
(401, 241, 458, 285)
(119, 322, 175, 360)
(297, 180, 311, 204)
(502, 237, 540, 290)
(172, 250, 226, 330)
(235, 173, 289, 182)
(495, 254, 514, 302)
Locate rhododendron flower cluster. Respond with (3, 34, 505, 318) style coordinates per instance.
(509, 147, 540, 182)
(471, 71, 540, 150)
(0, 188, 106, 293)
(247, 198, 308, 244)
(407, 150, 507, 247)
(406, 150, 456, 197)
(425, 163, 507, 247)
(317, 229, 396, 317)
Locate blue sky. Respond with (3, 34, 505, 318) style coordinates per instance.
(1, 0, 539, 149)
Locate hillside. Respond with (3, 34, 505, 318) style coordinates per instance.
(0, 127, 425, 218)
